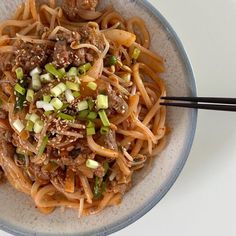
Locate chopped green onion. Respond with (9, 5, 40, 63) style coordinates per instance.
(40, 73, 53, 83)
(51, 82, 66, 97)
(25, 113, 31, 120)
(86, 127, 96, 136)
(65, 89, 75, 103)
(108, 55, 118, 66)
(78, 63, 92, 75)
(57, 113, 75, 121)
(100, 126, 109, 135)
(36, 101, 54, 111)
(26, 89, 34, 102)
(30, 67, 42, 77)
(87, 120, 95, 128)
(29, 114, 40, 123)
(50, 98, 63, 110)
(73, 91, 81, 98)
(15, 67, 24, 80)
(67, 67, 78, 77)
(77, 100, 88, 111)
(86, 159, 99, 169)
(32, 74, 42, 91)
(132, 47, 141, 60)
(78, 110, 89, 119)
(98, 110, 110, 127)
(13, 119, 24, 133)
(45, 63, 63, 79)
(88, 98, 95, 110)
(66, 81, 80, 91)
(25, 120, 34, 132)
(87, 111, 97, 120)
(14, 83, 26, 95)
(38, 135, 48, 156)
(94, 176, 106, 199)
(60, 103, 69, 111)
(87, 82, 97, 91)
(103, 161, 109, 175)
(58, 68, 66, 77)
(34, 120, 44, 134)
(44, 111, 53, 116)
(15, 93, 25, 111)
(96, 95, 108, 110)
(43, 95, 51, 103)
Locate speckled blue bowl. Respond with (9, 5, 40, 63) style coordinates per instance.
(0, 0, 197, 235)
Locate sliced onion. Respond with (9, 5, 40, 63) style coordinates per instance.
(13, 119, 25, 133)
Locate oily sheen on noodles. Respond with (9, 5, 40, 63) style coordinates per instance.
(0, 0, 167, 217)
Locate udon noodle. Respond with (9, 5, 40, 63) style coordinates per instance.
(0, 0, 167, 216)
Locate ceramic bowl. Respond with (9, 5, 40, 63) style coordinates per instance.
(0, 0, 197, 235)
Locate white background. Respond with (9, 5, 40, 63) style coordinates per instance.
(2, 0, 236, 235)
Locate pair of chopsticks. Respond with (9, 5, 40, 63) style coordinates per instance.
(160, 97, 236, 112)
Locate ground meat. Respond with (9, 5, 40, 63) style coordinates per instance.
(109, 91, 128, 114)
(53, 40, 71, 68)
(94, 166, 105, 178)
(62, 0, 99, 21)
(15, 42, 52, 72)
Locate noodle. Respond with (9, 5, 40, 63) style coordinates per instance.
(0, 0, 168, 216)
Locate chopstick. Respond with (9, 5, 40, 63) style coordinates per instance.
(160, 97, 236, 112)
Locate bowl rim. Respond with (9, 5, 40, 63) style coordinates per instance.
(0, 1, 197, 235)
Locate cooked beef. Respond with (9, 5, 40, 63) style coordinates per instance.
(62, 0, 99, 21)
(53, 40, 71, 68)
(55, 31, 81, 44)
(109, 91, 128, 114)
(15, 42, 51, 72)
(94, 165, 105, 178)
(78, 25, 104, 50)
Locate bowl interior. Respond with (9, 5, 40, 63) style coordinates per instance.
(0, 0, 197, 235)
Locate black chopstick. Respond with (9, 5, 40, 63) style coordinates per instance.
(160, 97, 236, 112)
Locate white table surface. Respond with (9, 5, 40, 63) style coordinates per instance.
(2, 0, 236, 235)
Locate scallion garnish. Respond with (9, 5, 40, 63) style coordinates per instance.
(13, 119, 24, 133)
(96, 95, 108, 110)
(26, 89, 34, 102)
(87, 111, 97, 120)
(98, 110, 110, 127)
(78, 63, 92, 75)
(14, 83, 26, 96)
(32, 74, 42, 91)
(36, 101, 54, 111)
(65, 89, 75, 103)
(77, 100, 88, 111)
(15, 67, 24, 80)
(87, 120, 95, 128)
(44, 111, 53, 116)
(58, 68, 66, 77)
(51, 82, 66, 97)
(40, 73, 53, 83)
(29, 114, 40, 123)
(78, 110, 89, 119)
(100, 126, 109, 135)
(86, 127, 96, 136)
(43, 95, 51, 103)
(30, 67, 42, 77)
(87, 82, 97, 91)
(67, 67, 78, 77)
(25, 120, 34, 132)
(73, 91, 81, 98)
(88, 98, 95, 110)
(86, 159, 99, 169)
(66, 81, 80, 91)
(38, 135, 48, 156)
(132, 47, 141, 60)
(34, 120, 44, 134)
(50, 98, 63, 110)
(57, 113, 75, 121)
(45, 63, 63, 79)
(108, 55, 118, 66)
